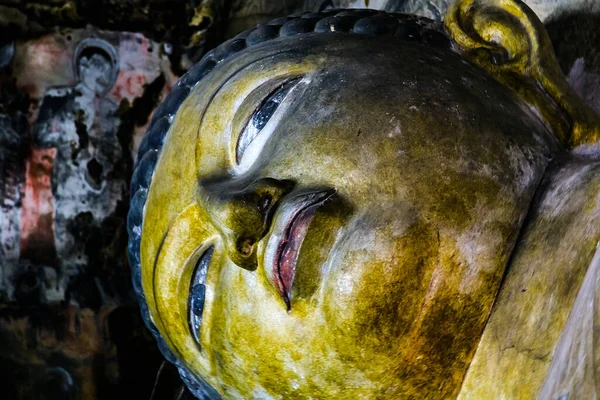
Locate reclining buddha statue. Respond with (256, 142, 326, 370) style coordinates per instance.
(127, 0, 600, 398)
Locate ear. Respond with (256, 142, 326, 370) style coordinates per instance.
(445, 0, 600, 147)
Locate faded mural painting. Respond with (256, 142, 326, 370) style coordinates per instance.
(0, 29, 178, 399)
(0, 0, 599, 399)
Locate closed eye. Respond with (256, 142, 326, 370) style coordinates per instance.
(188, 245, 214, 347)
(235, 77, 302, 167)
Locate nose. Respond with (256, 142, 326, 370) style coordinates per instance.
(203, 177, 294, 270)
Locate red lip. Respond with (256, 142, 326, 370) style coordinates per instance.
(271, 190, 334, 310)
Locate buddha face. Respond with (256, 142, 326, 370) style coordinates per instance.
(141, 34, 559, 398)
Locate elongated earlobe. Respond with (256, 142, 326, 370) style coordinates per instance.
(445, 0, 600, 147)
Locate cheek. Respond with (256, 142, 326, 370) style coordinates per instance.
(205, 259, 332, 392)
(321, 217, 439, 355)
(207, 259, 299, 350)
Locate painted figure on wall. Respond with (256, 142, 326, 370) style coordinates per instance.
(0, 28, 178, 399)
(32, 37, 124, 293)
(129, 0, 600, 399)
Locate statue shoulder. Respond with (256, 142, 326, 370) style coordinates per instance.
(459, 154, 600, 399)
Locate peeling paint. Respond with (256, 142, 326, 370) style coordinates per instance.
(0, 27, 178, 399)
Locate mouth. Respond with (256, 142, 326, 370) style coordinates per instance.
(263, 189, 335, 310)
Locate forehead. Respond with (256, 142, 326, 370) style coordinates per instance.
(184, 33, 556, 165)
(149, 32, 560, 223)
(196, 33, 544, 120)
(195, 33, 464, 94)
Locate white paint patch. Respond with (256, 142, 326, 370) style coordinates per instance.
(454, 203, 511, 293)
(538, 241, 600, 398)
(541, 164, 594, 219)
(387, 117, 402, 138)
(251, 387, 277, 400)
(572, 140, 600, 158)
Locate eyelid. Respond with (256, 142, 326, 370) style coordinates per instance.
(236, 77, 301, 164)
(230, 75, 305, 174)
(188, 245, 214, 347)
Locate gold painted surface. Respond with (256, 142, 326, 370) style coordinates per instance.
(141, 31, 560, 398)
(445, 0, 600, 147)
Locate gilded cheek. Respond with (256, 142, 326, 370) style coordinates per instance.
(322, 221, 439, 352)
(207, 274, 310, 391)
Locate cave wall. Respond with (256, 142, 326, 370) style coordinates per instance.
(0, 1, 599, 399)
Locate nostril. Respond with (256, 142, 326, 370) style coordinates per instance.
(204, 177, 295, 271)
(254, 178, 294, 217)
(237, 237, 255, 256)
